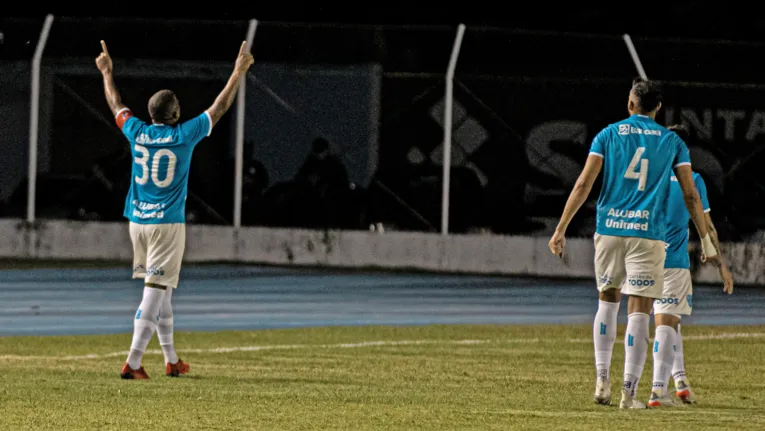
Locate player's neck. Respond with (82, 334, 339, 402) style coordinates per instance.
(630, 111, 656, 119)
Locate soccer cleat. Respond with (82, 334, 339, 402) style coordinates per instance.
(619, 388, 647, 409)
(166, 359, 190, 377)
(675, 379, 696, 404)
(648, 391, 682, 407)
(593, 378, 611, 405)
(121, 363, 149, 380)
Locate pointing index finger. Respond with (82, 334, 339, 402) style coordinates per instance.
(100, 40, 109, 55)
(239, 40, 247, 55)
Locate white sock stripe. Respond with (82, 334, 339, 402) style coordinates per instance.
(0, 331, 761, 362)
(133, 319, 157, 331)
(598, 300, 620, 310)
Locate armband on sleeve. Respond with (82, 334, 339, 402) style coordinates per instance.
(115, 108, 133, 129)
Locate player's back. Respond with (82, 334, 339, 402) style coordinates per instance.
(117, 110, 212, 224)
(590, 114, 690, 241)
(665, 172, 709, 268)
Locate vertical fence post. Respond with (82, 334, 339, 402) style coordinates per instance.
(27, 14, 55, 225)
(441, 24, 466, 236)
(234, 19, 258, 228)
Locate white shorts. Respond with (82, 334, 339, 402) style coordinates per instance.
(653, 268, 692, 316)
(594, 233, 665, 299)
(129, 222, 186, 289)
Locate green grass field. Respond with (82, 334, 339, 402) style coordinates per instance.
(2, 324, 765, 430)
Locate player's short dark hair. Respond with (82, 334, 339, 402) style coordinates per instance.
(148, 89, 179, 124)
(667, 124, 689, 141)
(631, 77, 663, 113)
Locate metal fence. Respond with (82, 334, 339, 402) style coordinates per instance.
(2, 17, 765, 240)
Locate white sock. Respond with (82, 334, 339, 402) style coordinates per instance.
(126, 286, 166, 369)
(672, 324, 687, 384)
(593, 300, 619, 380)
(623, 312, 649, 397)
(157, 288, 179, 364)
(651, 325, 677, 396)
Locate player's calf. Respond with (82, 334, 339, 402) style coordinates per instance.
(593, 297, 619, 405)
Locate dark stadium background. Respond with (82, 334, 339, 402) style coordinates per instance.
(2, 4, 764, 241)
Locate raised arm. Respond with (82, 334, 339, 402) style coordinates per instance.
(95, 40, 127, 116)
(207, 41, 255, 127)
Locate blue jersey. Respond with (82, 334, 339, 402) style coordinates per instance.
(589, 115, 691, 241)
(116, 108, 212, 224)
(664, 172, 710, 269)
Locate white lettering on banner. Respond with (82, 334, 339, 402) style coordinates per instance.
(664, 107, 765, 142)
(718, 110, 745, 141)
(136, 134, 173, 145)
(747, 112, 765, 141)
(525, 120, 588, 188)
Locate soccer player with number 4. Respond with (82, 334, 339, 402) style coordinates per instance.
(548, 78, 721, 408)
(96, 39, 254, 379)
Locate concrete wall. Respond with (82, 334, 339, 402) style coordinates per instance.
(0, 219, 760, 286)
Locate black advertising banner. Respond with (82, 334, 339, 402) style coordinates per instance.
(379, 75, 765, 239)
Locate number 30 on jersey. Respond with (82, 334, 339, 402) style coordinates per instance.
(624, 147, 648, 191)
(134, 145, 177, 188)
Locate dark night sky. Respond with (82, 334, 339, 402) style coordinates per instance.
(7, 2, 764, 40)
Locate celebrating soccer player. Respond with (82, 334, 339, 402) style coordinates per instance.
(647, 124, 733, 407)
(96, 39, 254, 379)
(548, 78, 720, 408)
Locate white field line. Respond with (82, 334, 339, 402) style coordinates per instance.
(567, 332, 765, 343)
(1, 332, 763, 362)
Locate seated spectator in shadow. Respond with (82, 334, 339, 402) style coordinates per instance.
(259, 137, 359, 229)
(241, 158, 269, 226)
(292, 137, 351, 228)
(295, 137, 349, 192)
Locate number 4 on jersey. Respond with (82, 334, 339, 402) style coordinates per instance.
(624, 147, 648, 191)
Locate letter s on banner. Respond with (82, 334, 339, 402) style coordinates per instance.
(525, 120, 589, 196)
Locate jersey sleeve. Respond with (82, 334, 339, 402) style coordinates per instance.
(180, 111, 213, 147)
(672, 133, 692, 168)
(589, 128, 608, 158)
(695, 174, 711, 213)
(115, 107, 141, 141)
